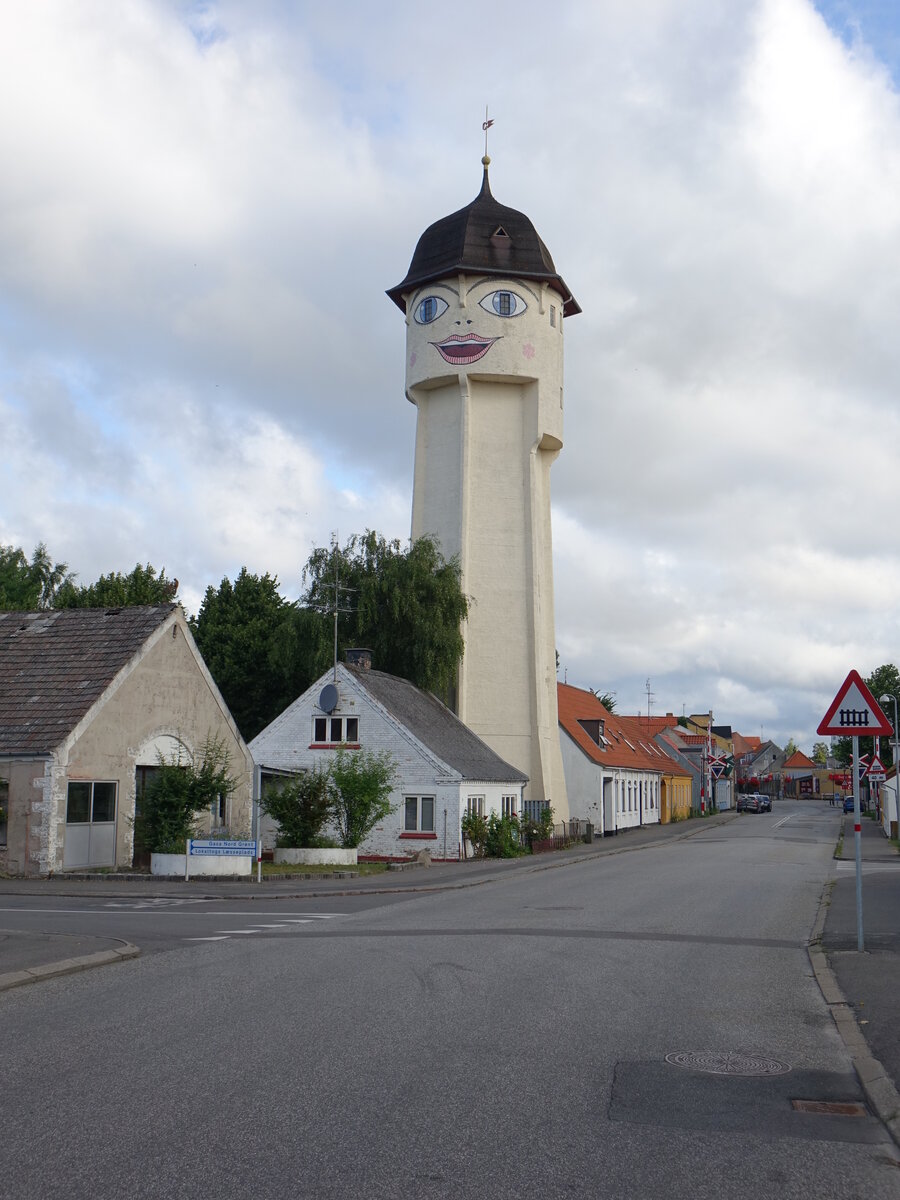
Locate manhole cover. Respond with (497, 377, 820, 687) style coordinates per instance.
(665, 1051, 791, 1077)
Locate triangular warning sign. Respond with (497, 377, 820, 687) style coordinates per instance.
(866, 753, 886, 778)
(817, 669, 893, 736)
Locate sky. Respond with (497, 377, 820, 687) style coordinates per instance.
(2, 0, 900, 753)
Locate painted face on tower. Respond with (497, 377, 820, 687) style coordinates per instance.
(415, 283, 532, 362)
(408, 278, 540, 371)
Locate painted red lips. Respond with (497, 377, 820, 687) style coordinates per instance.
(430, 333, 500, 365)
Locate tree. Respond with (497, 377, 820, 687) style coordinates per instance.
(783, 737, 799, 757)
(328, 747, 397, 849)
(0, 542, 72, 610)
(135, 734, 237, 854)
(259, 769, 335, 848)
(191, 569, 329, 740)
(55, 563, 179, 608)
(590, 689, 617, 712)
(302, 532, 468, 701)
(811, 741, 829, 766)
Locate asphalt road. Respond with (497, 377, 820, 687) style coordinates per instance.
(3, 801, 899, 1200)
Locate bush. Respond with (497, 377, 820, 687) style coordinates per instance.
(260, 769, 334, 848)
(135, 734, 236, 854)
(329, 747, 397, 849)
(519, 804, 554, 850)
(485, 813, 524, 858)
(461, 811, 488, 857)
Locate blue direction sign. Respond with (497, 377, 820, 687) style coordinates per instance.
(188, 839, 257, 857)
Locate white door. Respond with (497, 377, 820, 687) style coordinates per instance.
(63, 781, 117, 869)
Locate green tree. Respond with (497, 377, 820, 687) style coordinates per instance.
(259, 769, 335, 849)
(302, 532, 468, 701)
(590, 690, 617, 712)
(55, 563, 179, 608)
(783, 737, 799, 757)
(0, 542, 72, 609)
(811, 741, 829, 766)
(135, 734, 237, 854)
(191, 569, 329, 740)
(328, 747, 397, 849)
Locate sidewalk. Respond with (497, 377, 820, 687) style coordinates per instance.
(0, 811, 736, 988)
(817, 810, 900, 1146)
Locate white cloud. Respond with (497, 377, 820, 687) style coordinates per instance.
(2, 0, 900, 750)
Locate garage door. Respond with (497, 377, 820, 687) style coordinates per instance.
(64, 781, 117, 869)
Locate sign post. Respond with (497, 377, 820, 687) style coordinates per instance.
(818, 669, 893, 951)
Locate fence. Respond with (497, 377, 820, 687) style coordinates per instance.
(528, 819, 594, 854)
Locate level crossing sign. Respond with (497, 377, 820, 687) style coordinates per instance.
(817, 670, 892, 737)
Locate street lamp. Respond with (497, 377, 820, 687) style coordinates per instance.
(879, 694, 899, 839)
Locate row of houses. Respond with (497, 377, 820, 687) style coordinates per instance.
(2, 606, 744, 876)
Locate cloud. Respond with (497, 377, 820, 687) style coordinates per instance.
(2, 0, 900, 751)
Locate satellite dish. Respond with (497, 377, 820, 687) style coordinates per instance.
(319, 683, 339, 714)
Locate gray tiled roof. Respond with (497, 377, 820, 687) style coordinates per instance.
(352, 666, 528, 784)
(0, 606, 175, 754)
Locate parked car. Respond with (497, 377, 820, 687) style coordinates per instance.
(737, 794, 752, 812)
(741, 795, 761, 813)
(843, 796, 855, 813)
(757, 794, 772, 812)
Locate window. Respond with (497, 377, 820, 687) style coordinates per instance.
(501, 794, 517, 818)
(312, 715, 359, 745)
(550, 305, 556, 328)
(66, 781, 117, 824)
(0, 777, 8, 847)
(404, 796, 435, 833)
(466, 795, 484, 818)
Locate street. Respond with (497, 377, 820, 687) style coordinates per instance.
(2, 801, 899, 1199)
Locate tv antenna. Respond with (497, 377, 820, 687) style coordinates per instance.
(307, 533, 355, 684)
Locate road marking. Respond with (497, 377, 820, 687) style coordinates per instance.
(0, 908, 346, 918)
(772, 815, 793, 830)
(186, 936, 230, 941)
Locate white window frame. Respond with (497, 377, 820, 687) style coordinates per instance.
(312, 715, 360, 745)
(404, 795, 435, 833)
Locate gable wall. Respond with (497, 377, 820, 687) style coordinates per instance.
(50, 620, 251, 872)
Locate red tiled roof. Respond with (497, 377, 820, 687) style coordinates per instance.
(783, 750, 816, 769)
(558, 684, 690, 776)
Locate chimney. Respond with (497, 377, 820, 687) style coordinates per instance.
(344, 647, 372, 671)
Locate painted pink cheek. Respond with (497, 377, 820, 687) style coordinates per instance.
(522, 343, 535, 359)
(410, 352, 417, 367)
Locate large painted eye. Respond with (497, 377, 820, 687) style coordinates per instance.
(479, 289, 528, 318)
(413, 295, 449, 325)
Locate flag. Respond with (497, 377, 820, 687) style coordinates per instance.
(482, 118, 494, 131)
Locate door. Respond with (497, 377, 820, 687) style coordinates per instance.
(63, 781, 117, 869)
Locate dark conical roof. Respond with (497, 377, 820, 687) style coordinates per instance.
(387, 162, 580, 317)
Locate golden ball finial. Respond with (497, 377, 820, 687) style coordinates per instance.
(482, 154, 491, 167)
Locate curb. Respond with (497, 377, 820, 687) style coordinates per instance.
(0, 941, 141, 994)
(808, 862, 900, 1149)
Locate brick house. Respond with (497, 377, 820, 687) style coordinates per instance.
(250, 651, 527, 860)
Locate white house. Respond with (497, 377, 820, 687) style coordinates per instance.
(249, 651, 527, 861)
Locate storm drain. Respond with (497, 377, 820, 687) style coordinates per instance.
(791, 1100, 867, 1117)
(665, 1051, 792, 1077)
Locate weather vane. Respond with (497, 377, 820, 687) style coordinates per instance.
(482, 106, 494, 161)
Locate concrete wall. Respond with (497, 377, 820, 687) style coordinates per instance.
(406, 273, 567, 814)
(0, 759, 51, 877)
